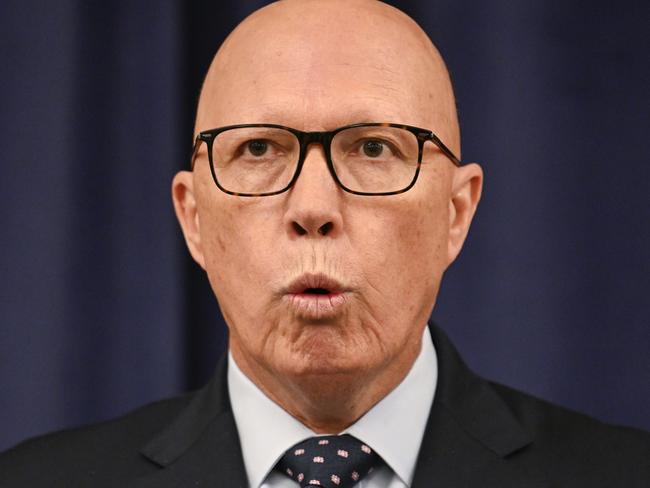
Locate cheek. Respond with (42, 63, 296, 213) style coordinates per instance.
(369, 198, 447, 269)
(197, 198, 280, 327)
(404, 171, 452, 278)
(200, 196, 275, 269)
(352, 190, 449, 322)
(409, 198, 449, 267)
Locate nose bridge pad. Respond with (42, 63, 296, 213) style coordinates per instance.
(299, 134, 338, 188)
(300, 140, 339, 193)
(287, 134, 341, 238)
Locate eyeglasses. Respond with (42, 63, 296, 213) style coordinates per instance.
(190, 122, 461, 197)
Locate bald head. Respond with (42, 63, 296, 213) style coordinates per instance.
(195, 0, 460, 154)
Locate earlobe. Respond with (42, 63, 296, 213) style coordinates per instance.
(172, 171, 206, 269)
(447, 163, 483, 264)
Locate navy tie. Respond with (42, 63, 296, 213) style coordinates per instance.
(275, 434, 381, 487)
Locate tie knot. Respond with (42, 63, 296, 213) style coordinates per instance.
(275, 434, 381, 487)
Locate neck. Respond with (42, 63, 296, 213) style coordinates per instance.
(230, 340, 421, 433)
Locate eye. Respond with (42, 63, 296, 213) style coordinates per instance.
(246, 140, 268, 156)
(362, 140, 385, 158)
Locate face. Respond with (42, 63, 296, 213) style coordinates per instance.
(174, 0, 481, 398)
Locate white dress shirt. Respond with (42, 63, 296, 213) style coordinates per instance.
(228, 327, 437, 488)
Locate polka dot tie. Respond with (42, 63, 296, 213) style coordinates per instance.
(275, 434, 381, 487)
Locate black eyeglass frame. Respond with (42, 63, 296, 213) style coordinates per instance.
(190, 122, 461, 197)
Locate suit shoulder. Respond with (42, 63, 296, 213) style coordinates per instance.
(489, 380, 650, 443)
(0, 392, 193, 487)
(489, 381, 650, 481)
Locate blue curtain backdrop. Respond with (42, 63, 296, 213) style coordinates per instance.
(1, 0, 648, 451)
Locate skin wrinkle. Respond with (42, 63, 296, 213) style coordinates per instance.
(172, 0, 482, 433)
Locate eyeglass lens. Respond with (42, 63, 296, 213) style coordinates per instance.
(209, 126, 420, 195)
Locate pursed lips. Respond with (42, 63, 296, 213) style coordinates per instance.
(282, 272, 352, 319)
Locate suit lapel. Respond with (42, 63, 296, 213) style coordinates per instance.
(411, 323, 547, 487)
(133, 355, 248, 488)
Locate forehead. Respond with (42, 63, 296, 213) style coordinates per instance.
(208, 52, 418, 128)
(196, 3, 452, 137)
(215, 70, 416, 129)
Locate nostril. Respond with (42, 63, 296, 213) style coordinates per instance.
(292, 222, 307, 236)
(318, 222, 333, 235)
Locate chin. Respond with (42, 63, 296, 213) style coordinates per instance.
(280, 326, 377, 377)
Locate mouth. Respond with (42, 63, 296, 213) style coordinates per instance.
(283, 273, 351, 319)
(286, 273, 346, 295)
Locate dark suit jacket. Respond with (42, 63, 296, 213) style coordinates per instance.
(1, 322, 649, 487)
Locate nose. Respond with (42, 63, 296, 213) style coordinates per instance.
(283, 144, 344, 238)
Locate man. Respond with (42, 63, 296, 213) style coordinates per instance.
(1, 0, 648, 486)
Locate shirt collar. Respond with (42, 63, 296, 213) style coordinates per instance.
(228, 326, 437, 488)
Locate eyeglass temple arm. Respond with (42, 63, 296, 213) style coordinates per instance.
(190, 136, 203, 170)
(427, 132, 461, 166)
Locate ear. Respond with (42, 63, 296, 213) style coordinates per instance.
(172, 171, 206, 270)
(447, 163, 483, 264)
